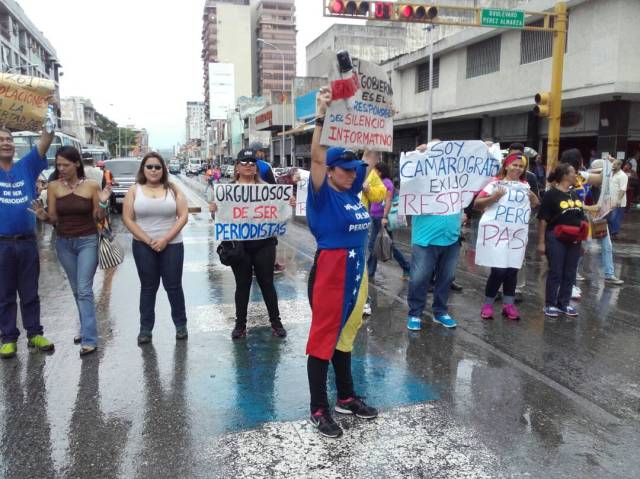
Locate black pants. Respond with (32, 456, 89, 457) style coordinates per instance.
(484, 267, 518, 300)
(230, 238, 280, 325)
(307, 351, 355, 413)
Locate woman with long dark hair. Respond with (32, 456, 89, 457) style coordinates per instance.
(32, 146, 111, 356)
(474, 152, 539, 320)
(122, 152, 189, 344)
(209, 149, 287, 339)
(537, 163, 587, 317)
(367, 161, 411, 279)
(304, 87, 378, 439)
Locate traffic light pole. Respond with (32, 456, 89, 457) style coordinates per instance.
(546, 2, 568, 172)
(427, 25, 435, 142)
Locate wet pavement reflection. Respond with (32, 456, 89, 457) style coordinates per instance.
(0, 176, 639, 477)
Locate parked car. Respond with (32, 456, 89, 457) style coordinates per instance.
(103, 157, 142, 213)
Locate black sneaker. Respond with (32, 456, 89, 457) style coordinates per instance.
(271, 320, 287, 338)
(137, 332, 152, 345)
(450, 282, 463, 292)
(310, 409, 343, 438)
(231, 324, 246, 340)
(334, 396, 378, 419)
(175, 326, 188, 340)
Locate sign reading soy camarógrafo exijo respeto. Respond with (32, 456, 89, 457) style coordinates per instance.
(399, 141, 500, 215)
(213, 184, 294, 241)
(320, 58, 394, 152)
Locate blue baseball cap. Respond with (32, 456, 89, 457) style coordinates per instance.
(326, 147, 364, 170)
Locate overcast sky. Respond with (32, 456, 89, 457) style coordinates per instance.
(17, 0, 362, 150)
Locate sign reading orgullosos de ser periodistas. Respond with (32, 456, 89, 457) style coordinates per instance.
(321, 58, 394, 152)
(212, 184, 294, 241)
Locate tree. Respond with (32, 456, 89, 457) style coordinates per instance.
(96, 113, 140, 157)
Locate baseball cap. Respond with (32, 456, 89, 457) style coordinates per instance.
(326, 147, 364, 170)
(237, 149, 257, 162)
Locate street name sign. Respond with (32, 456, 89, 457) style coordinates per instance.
(480, 8, 525, 29)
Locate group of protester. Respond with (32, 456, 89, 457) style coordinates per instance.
(0, 91, 630, 440)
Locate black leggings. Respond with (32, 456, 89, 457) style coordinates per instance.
(230, 239, 280, 325)
(484, 267, 518, 301)
(307, 351, 355, 413)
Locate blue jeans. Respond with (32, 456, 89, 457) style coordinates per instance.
(583, 229, 614, 278)
(56, 235, 99, 347)
(544, 231, 581, 309)
(132, 240, 186, 333)
(367, 217, 411, 277)
(607, 207, 624, 235)
(0, 237, 43, 343)
(408, 242, 460, 317)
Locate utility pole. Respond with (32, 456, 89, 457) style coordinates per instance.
(546, 2, 568, 171)
(427, 25, 436, 143)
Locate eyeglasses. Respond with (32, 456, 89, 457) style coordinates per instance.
(145, 164, 162, 171)
(239, 161, 256, 167)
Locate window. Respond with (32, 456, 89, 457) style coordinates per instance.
(466, 35, 501, 79)
(416, 58, 440, 92)
(520, 20, 552, 64)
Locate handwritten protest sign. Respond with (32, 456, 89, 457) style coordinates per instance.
(320, 58, 393, 152)
(593, 159, 614, 221)
(0, 74, 55, 131)
(399, 140, 500, 215)
(475, 181, 531, 269)
(295, 169, 310, 216)
(213, 184, 293, 241)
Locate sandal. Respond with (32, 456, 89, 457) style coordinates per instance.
(79, 346, 97, 357)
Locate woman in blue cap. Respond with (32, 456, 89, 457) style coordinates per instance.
(305, 86, 378, 438)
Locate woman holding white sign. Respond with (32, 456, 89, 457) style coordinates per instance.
(474, 152, 539, 321)
(209, 149, 288, 340)
(304, 87, 378, 439)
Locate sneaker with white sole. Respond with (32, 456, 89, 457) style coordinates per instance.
(571, 285, 582, 300)
(433, 314, 457, 329)
(604, 276, 624, 285)
(310, 409, 343, 438)
(406, 316, 422, 331)
(560, 306, 578, 317)
(576, 273, 585, 281)
(543, 306, 561, 317)
(335, 396, 378, 419)
(362, 303, 372, 316)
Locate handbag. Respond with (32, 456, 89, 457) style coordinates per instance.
(98, 225, 124, 269)
(590, 218, 608, 239)
(374, 227, 393, 262)
(217, 241, 244, 266)
(553, 221, 589, 244)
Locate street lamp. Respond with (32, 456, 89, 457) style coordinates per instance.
(257, 38, 287, 167)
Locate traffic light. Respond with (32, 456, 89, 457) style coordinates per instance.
(374, 2, 393, 19)
(328, 1, 371, 16)
(534, 92, 551, 117)
(397, 3, 438, 21)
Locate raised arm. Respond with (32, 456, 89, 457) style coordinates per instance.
(310, 87, 331, 192)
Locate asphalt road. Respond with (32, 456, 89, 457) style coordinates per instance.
(0, 173, 638, 478)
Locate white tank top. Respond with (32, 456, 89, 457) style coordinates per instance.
(133, 185, 182, 244)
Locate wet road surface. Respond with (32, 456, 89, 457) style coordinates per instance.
(1, 174, 639, 478)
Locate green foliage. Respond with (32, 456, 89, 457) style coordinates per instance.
(96, 112, 140, 157)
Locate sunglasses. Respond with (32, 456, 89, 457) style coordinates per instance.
(340, 150, 358, 161)
(145, 164, 162, 171)
(239, 161, 256, 166)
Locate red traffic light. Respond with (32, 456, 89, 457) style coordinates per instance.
(329, 0, 344, 14)
(399, 4, 438, 20)
(375, 2, 392, 19)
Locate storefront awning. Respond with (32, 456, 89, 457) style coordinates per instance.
(277, 123, 315, 137)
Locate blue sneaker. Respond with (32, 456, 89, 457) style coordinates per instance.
(543, 306, 561, 317)
(433, 314, 457, 329)
(560, 306, 578, 317)
(406, 316, 422, 331)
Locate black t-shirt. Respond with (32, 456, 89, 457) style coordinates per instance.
(537, 187, 585, 230)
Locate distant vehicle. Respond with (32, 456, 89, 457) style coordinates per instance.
(168, 160, 181, 175)
(82, 146, 110, 164)
(103, 157, 142, 213)
(187, 158, 203, 175)
(12, 131, 83, 179)
(222, 164, 235, 178)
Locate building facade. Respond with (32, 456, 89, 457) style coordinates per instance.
(255, 0, 296, 100)
(0, 0, 62, 119)
(185, 101, 206, 142)
(61, 97, 101, 146)
(379, 0, 640, 161)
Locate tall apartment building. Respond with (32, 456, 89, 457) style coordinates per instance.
(202, 0, 254, 121)
(0, 0, 62, 116)
(185, 101, 206, 142)
(61, 97, 101, 146)
(255, 0, 295, 101)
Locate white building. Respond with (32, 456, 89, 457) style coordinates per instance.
(185, 101, 206, 142)
(382, 0, 640, 159)
(61, 97, 101, 146)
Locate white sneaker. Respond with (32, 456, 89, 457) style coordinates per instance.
(362, 303, 372, 316)
(571, 285, 582, 300)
